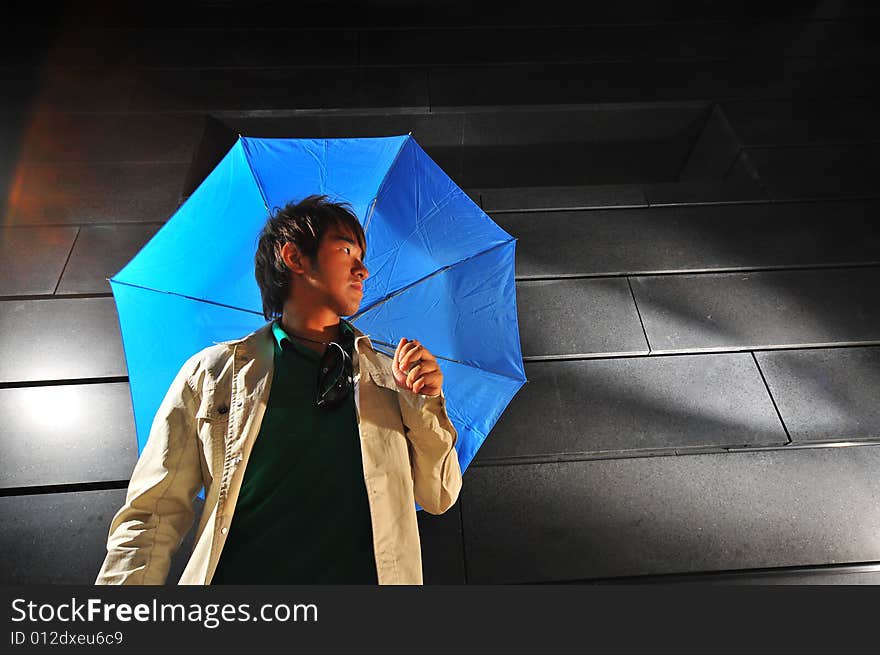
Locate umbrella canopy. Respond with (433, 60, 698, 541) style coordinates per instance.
(110, 133, 527, 502)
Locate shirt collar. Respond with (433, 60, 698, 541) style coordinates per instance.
(271, 318, 356, 353)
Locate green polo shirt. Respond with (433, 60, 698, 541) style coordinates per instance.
(211, 318, 378, 585)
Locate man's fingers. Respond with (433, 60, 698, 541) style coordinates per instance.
(393, 337, 408, 369)
(397, 339, 421, 371)
(398, 340, 436, 372)
(394, 338, 413, 362)
(405, 363, 422, 385)
(412, 371, 441, 395)
(405, 361, 438, 386)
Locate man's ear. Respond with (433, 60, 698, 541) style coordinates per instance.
(281, 242, 306, 274)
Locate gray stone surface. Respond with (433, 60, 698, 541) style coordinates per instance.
(8, 163, 186, 225)
(474, 352, 787, 461)
(688, 567, 880, 585)
(494, 199, 880, 278)
(49, 28, 359, 68)
(0, 226, 78, 296)
(460, 139, 686, 188)
(462, 445, 880, 583)
(2, 66, 135, 112)
(129, 67, 429, 112)
(515, 278, 648, 358)
(417, 502, 466, 584)
(479, 184, 647, 212)
(0, 382, 138, 490)
(678, 104, 741, 181)
(428, 58, 880, 109)
(457, 106, 703, 188)
(0, 298, 126, 383)
(461, 105, 707, 146)
(358, 22, 874, 66)
(15, 112, 200, 164)
(644, 153, 767, 205)
(747, 143, 880, 200)
(755, 345, 880, 443)
(0, 489, 202, 584)
(590, 563, 880, 585)
(631, 266, 880, 352)
(57, 223, 163, 294)
(722, 98, 880, 146)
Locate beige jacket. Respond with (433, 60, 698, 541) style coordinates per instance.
(95, 319, 462, 585)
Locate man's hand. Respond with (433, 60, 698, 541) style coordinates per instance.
(392, 337, 443, 397)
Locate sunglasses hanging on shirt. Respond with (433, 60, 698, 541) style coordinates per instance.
(280, 320, 356, 411)
(315, 328, 355, 411)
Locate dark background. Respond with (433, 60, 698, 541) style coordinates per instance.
(2, 0, 880, 585)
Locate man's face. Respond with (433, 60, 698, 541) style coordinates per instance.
(301, 224, 369, 317)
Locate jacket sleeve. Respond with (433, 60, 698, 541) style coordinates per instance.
(397, 385, 463, 515)
(95, 352, 205, 585)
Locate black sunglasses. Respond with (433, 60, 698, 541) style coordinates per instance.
(315, 339, 354, 410)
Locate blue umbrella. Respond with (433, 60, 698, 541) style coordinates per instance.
(109, 133, 527, 504)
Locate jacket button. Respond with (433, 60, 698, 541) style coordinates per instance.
(234, 455, 242, 464)
(218, 405, 229, 415)
(220, 527, 228, 535)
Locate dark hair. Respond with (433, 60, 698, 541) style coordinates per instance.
(254, 194, 367, 320)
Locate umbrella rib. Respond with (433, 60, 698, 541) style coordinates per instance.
(240, 137, 270, 213)
(364, 134, 410, 234)
(108, 279, 263, 316)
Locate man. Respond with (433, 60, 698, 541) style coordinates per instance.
(95, 194, 462, 585)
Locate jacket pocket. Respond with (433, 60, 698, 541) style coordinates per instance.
(195, 383, 221, 419)
(361, 352, 398, 391)
(195, 386, 231, 435)
(194, 384, 227, 491)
